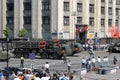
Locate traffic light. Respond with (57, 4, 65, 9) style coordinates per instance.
(39, 40, 46, 49)
(54, 39, 60, 46)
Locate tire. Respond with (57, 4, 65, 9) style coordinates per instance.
(24, 53, 29, 58)
(52, 53, 60, 59)
(41, 53, 48, 59)
(15, 53, 21, 58)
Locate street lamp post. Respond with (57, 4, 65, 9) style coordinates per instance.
(6, 36, 9, 68)
(72, 12, 77, 43)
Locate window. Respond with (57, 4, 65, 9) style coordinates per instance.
(101, 7, 105, 14)
(24, 2, 31, 10)
(64, 16, 69, 26)
(89, 4, 94, 13)
(89, 17, 94, 26)
(64, 2, 69, 11)
(42, 16, 50, 25)
(101, 19, 105, 26)
(77, 17, 82, 24)
(108, 19, 112, 26)
(116, 0, 120, 5)
(7, 3, 14, 11)
(42, 1, 50, 10)
(101, 0, 105, 2)
(24, 16, 31, 24)
(108, 7, 112, 15)
(116, 8, 119, 15)
(116, 20, 118, 26)
(109, 0, 112, 3)
(77, 3, 82, 12)
(7, 17, 14, 24)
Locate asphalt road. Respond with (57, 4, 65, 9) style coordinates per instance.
(0, 50, 120, 80)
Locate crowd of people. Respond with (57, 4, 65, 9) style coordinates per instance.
(0, 61, 74, 80)
(81, 55, 118, 72)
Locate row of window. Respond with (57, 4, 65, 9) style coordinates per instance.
(6, 16, 119, 26)
(64, 2, 119, 15)
(102, 0, 120, 5)
(6, 2, 50, 11)
(6, 16, 50, 25)
(63, 16, 119, 26)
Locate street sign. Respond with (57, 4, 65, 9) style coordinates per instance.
(88, 33, 94, 39)
(29, 53, 35, 60)
(88, 39, 94, 45)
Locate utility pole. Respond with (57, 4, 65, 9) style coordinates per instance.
(6, 37, 9, 68)
(72, 12, 77, 43)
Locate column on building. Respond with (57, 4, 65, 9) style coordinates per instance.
(95, 0, 101, 37)
(51, 0, 63, 39)
(0, 0, 6, 38)
(82, 0, 89, 24)
(105, 0, 109, 37)
(112, 0, 116, 26)
(82, 0, 89, 42)
(14, 0, 24, 38)
(32, 0, 42, 39)
(69, 0, 77, 39)
(58, 0, 64, 39)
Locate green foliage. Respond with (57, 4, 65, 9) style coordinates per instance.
(3, 27, 11, 37)
(18, 28, 27, 37)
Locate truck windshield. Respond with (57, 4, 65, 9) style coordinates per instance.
(77, 43, 82, 47)
(65, 46, 71, 49)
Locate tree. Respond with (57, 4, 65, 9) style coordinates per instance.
(18, 28, 27, 37)
(3, 27, 11, 37)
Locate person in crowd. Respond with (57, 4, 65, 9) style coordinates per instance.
(51, 73, 58, 80)
(24, 69, 33, 80)
(91, 56, 96, 67)
(81, 58, 86, 68)
(62, 73, 69, 80)
(105, 56, 109, 62)
(41, 73, 50, 80)
(39, 66, 45, 78)
(67, 60, 72, 72)
(20, 56, 24, 68)
(113, 56, 118, 65)
(9, 71, 18, 80)
(44, 62, 50, 73)
(86, 58, 92, 72)
(0, 69, 4, 78)
(97, 56, 101, 63)
(34, 74, 41, 80)
(57, 72, 64, 80)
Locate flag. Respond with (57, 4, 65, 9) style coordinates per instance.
(84, 26, 90, 31)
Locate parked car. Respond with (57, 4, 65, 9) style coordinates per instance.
(108, 42, 120, 53)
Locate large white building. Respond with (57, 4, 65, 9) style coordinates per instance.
(0, 0, 120, 43)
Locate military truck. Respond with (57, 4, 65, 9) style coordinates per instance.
(60, 40, 83, 56)
(12, 39, 73, 59)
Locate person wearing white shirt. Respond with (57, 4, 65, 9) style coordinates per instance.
(91, 56, 96, 67)
(97, 56, 101, 63)
(44, 62, 49, 73)
(81, 58, 86, 68)
(41, 73, 50, 80)
(67, 60, 72, 72)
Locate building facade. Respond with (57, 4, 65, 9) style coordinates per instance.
(0, 0, 120, 41)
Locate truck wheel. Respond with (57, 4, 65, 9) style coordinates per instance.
(24, 54, 29, 58)
(41, 53, 48, 59)
(15, 53, 21, 58)
(53, 53, 60, 59)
